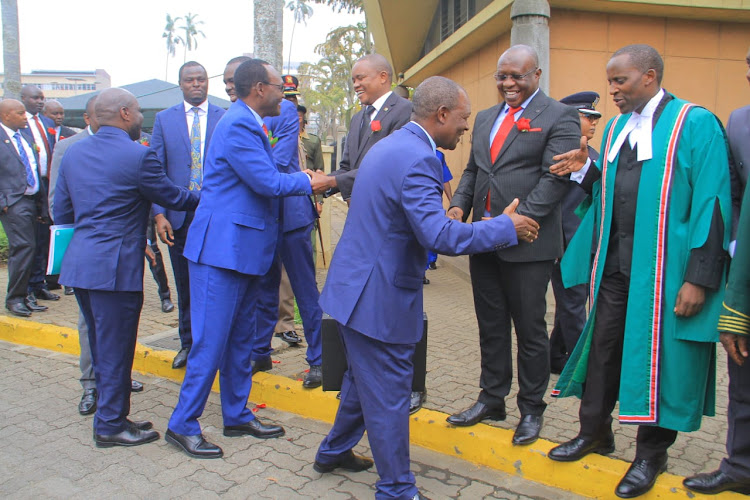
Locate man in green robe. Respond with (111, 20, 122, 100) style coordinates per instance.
(547, 44, 732, 499)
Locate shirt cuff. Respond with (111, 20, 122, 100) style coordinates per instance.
(729, 240, 737, 258)
(570, 158, 591, 184)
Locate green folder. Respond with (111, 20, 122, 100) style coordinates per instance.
(47, 224, 74, 275)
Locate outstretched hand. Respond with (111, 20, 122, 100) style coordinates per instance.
(307, 170, 336, 195)
(550, 136, 588, 176)
(503, 198, 539, 243)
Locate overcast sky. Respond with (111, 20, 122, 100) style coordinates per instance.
(6, 0, 364, 97)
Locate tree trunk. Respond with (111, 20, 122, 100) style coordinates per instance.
(1, 0, 22, 100)
(253, 0, 283, 71)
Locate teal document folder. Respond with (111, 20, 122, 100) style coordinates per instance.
(47, 224, 74, 275)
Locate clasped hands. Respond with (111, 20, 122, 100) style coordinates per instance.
(447, 198, 539, 244)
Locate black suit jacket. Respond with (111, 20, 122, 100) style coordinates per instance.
(0, 127, 47, 217)
(451, 90, 581, 262)
(333, 92, 412, 199)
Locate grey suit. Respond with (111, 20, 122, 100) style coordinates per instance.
(332, 92, 412, 199)
(451, 90, 581, 415)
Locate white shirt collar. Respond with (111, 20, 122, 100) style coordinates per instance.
(1, 123, 20, 140)
(184, 100, 209, 114)
(370, 91, 392, 115)
(409, 121, 436, 153)
(607, 88, 664, 163)
(243, 102, 266, 131)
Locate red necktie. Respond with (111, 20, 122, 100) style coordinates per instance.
(32, 115, 52, 170)
(485, 106, 522, 215)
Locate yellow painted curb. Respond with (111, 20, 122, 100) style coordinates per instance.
(1, 316, 743, 499)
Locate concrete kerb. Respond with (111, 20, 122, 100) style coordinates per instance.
(2, 316, 742, 499)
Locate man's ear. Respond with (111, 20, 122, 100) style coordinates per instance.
(643, 68, 658, 88)
(436, 105, 449, 125)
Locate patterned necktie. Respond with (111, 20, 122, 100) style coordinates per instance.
(13, 132, 37, 191)
(189, 107, 202, 191)
(485, 106, 522, 216)
(32, 115, 51, 169)
(359, 105, 375, 144)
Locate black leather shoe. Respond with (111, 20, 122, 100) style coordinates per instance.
(423, 276, 430, 285)
(6, 302, 31, 317)
(172, 347, 190, 369)
(78, 388, 97, 415)
(428, 262, 437, 270)
(131, 380, 144, 392)
(409, 391, 425, 414)
(548, 433, 615, 462)
(64, 286, 75, 295)
(252, 356, 273, 375)
(303, 365, 322, 389)
(35, 288, 60, 301)
(127, 419, 153, 431)
(413, 493, 432, 500)
(275, 330, 302, 345)
(615, 455, 668, 498)
(25, 294, 48, 312)
(314, 450, 374, 473)
(223, 418, 285, 439)
(161, 298, 174, 313)
(165, 429, 223, 458)
(446, 401, 506, 426)
(94, 427, 159, 448)
(513, 414, 543, 445)
(683, 469, 750, 495)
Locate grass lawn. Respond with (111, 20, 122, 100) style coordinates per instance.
(0, 225, 7, 262)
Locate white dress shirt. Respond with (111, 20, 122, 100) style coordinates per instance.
(184, 100, 209, 162)
(367, 91, 393, 121)
(489, 88, 540, 144)
(25, 112, 49, 176)
(2, 123, 39, 195)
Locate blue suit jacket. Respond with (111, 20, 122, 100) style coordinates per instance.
(53, 126, 200, 291)
(319, 122, 519, 344)
(151, 102, 225, 230)
(183, 100, 313, 276)
(264, 99, 317, 232)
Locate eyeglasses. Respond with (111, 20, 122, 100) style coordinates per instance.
(261, 81, 284, 92)
(493, 67, 538, 82)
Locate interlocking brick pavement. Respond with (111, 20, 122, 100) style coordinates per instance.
(1, 196, 731, 483)
(0, 341, 581, 499)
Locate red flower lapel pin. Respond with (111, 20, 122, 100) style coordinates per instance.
(370, 120, 382, 132)
(47, 127, 56, 136)
(516, 118, 542, 132)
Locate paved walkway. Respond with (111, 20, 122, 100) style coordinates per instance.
(0, 341, 579, 499)
(1, 197, 731, 482)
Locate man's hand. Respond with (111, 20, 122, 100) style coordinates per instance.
(550, 136, 588, 176)
(674, 282, 706, 317)
(447, 206, 463, 221)
(145, 245, 156, 266)
(154, 213, 174, 247)
(720, 332, 749, 366)
(307, 170, 336, 195)
(503, 198, 539, 243)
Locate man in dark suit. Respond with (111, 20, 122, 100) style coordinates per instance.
(549, 91, 601, 374)
(151, 61, 226, 369)
(313, 53, 412, 200)
(445, 45, 581, 446)
(166, 59, 329, 459)
(314, 76, 539, 499)
(20, 85, 58, 305)
(43, 100, 76, 142)
(683, 45, 750, 496)
(54, 88, 200, 448)
(252, 97, 324, 388)
(0, 99, 48, 318)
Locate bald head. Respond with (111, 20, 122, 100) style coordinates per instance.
(0, 99, 29, 131)
(498, 45, 539, 68)
(357, 53, 393, 81)
(495, 44, 541, 108)
(84, 95, 99, 131)
(20, 85, 45, 115)
(43, 100, 65, 127)
(95, 88, 143, 140)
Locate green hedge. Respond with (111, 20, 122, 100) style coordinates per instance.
(0, 226, 7, 263)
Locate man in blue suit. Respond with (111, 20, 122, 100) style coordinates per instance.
(152, 61, 226, 370)
(166, 59, 329, 459)
(252, 97, 323, 388)
(54, 88, 200, 448)
(314, 76, 540, 499)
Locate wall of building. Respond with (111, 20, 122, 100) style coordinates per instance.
(436, 9, 750, 195)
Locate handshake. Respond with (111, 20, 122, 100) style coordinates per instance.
(447, 198, 539, 244)
(304, 170, 336, 195)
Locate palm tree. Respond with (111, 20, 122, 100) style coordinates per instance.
(181, 13, 206, 63)
(162, 14, 183, 80)
(1, 0, 21, 99)
(254, 0, 284, 71)
(286, 0, 314, 74)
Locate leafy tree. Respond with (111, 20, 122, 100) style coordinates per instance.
(286, 0, 314, 74)
(1, 0, 21, 99)
(181, 13, 206, 63)
(309, 0, 363, 14)
(162, 14, 183, 80)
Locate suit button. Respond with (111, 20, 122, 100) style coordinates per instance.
(489, 173, 494, 178)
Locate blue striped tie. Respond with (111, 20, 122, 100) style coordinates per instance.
(189, 107, 202, 191)
(13, 132, 36, 191)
